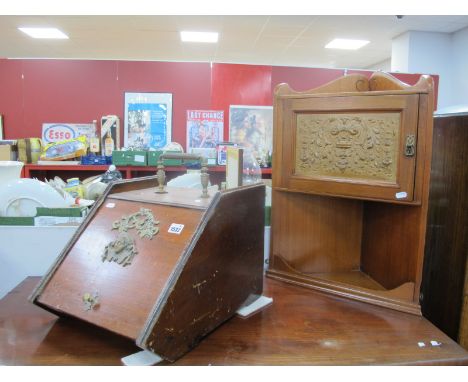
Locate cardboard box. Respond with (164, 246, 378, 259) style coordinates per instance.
(0, 144, 17, 161)
(17, 138, 42, 163)
(112, 150, 147, 166)
(42, 123, 96, 145)
(147, 151, 183, 166)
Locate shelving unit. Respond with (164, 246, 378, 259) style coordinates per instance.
(23, 164, 272, 186)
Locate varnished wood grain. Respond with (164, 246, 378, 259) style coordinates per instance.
(142, 185, 265, 361)
(274, 72, 433, 97)
(2, 277, 468, 365)
(369, 72, 434, 92)
(1, 278, 139, 365)
(361, 202, 421, 290)
(460, 259, 468, 349)
(110, 186, 214, 209)
(420, 113, 468, 341)
(36, 199, 205, 339)
(267, 262, 419, 315)
(274, 74, 369, 96)
(270, 190, 363, 273)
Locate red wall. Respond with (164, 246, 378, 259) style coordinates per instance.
(210, 63, 272, 141)
(0, 58, 439, 148)
(0, 59, 212, 147)
(271, 66, 344, 92)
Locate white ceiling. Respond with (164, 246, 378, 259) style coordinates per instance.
(1, 15, 468, 69)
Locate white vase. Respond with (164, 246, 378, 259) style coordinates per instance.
(0, 161, 24, 183)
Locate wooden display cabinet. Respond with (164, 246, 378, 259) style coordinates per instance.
(267, 72, 435, 314)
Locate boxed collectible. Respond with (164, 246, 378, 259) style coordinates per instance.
(17, 138, 42, 163)
(112, 150, 147, 166)
(0, 140, 17, 161)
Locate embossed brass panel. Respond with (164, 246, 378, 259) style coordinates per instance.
(295, 112, 401, 182)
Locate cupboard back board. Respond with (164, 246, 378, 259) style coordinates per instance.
(30, 177, 265, 362)
(267, 72, 434, 314)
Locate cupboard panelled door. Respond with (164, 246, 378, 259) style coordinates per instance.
(275, 94, 420, 203)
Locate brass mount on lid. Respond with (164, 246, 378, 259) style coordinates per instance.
(155, 153, 210, 198)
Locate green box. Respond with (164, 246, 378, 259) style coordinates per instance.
(36, 206, 88, 218)
(112, 150, 129, 166)
(112, 150, 147, 166)
(147, 151, 183, 167)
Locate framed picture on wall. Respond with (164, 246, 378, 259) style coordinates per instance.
(186, 110, 224, 163)
(124, 92, 172, 150)
(229, 105, 273, 167)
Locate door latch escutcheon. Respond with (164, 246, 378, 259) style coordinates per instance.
(405, 134, 416, 157)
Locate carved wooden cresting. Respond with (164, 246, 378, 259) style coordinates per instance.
(295, 112, 400, 182)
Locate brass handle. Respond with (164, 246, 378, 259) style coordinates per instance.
(156, 153, 210, 198)
(405, 134, 416, 157)
(82, 292, 100, 311)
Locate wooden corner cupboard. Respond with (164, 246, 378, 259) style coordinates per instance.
(267, 72, 435, 315)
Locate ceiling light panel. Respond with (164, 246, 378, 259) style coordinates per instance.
(180, 31, 218, 43)
(325, 38, 369, 50)
(18, 27, 69, 39)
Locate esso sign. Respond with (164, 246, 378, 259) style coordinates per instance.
(43, 124, 76, 143)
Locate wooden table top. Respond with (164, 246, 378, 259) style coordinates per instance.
(1, 277, 468, 366)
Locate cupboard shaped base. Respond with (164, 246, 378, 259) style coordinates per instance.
(266, 266, 420, 315)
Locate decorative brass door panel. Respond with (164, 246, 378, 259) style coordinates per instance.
(295, 112, 401, 183)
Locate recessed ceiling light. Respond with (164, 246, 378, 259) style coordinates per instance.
(180, 31, 218, 43)
(325, 38, 369, 50)
(18, 27, 69, 39)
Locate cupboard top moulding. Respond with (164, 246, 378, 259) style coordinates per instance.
(273, 71, 434, 204)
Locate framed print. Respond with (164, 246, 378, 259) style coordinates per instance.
(229, 105, 273, 167)
(186, 110, 224, 162)
(124, 92, 172, 150)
